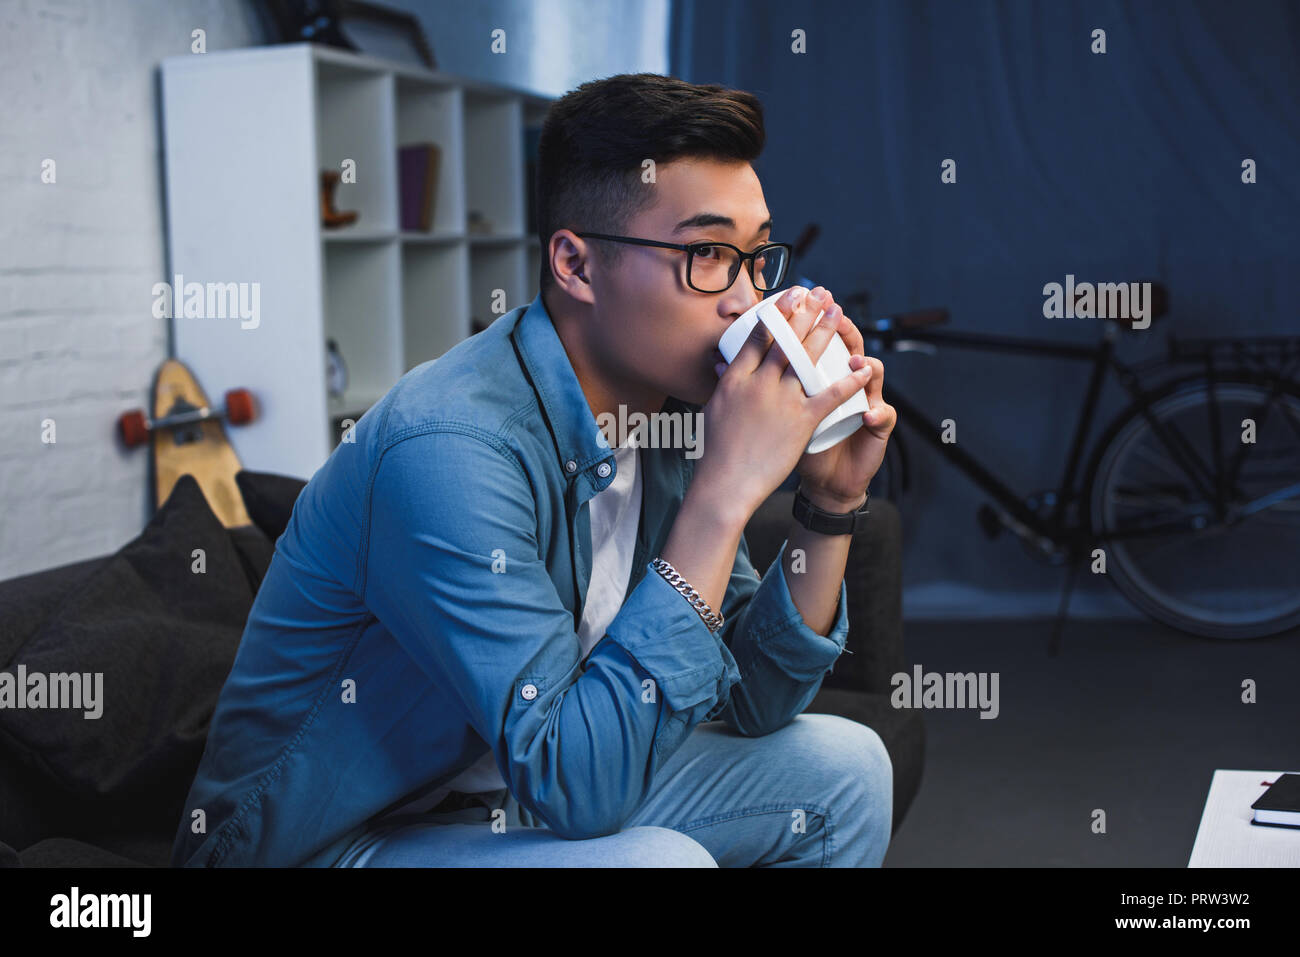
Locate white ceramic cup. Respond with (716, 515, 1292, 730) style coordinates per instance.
(717, 288, 871, 455)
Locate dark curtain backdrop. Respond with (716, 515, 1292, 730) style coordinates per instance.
(671, 0, 1300, 618)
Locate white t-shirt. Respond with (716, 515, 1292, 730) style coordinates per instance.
(381, 435, 644, 816)
(575, 435, 644, 660)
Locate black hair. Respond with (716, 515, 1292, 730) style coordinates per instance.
(534, 72, 765, 295)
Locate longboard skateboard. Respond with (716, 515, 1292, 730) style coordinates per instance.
(117, 359, 256, 528)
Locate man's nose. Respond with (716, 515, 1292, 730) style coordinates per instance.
(721, 278, 763, 321)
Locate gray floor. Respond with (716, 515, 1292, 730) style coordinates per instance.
(881, 617, 1300, 867)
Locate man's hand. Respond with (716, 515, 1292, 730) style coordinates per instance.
(699, 285, 875, 525)
(779, 286, 896, 510)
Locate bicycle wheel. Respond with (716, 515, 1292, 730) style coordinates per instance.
(1089, 376, 1300, 638)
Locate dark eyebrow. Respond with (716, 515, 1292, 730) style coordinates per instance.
(673, 212, 773, 239)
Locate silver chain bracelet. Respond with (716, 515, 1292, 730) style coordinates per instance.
(651, 557, 725, 633)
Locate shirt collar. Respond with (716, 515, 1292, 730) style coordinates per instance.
(511, 292, 615, 481)
(510, 292, 702, 487)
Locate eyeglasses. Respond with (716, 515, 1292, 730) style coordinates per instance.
(574, 232, 792, 294)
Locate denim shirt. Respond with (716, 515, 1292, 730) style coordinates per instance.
(171, 292, 851, 867)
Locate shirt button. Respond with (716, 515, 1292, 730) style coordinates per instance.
(565, 460, 577, 473)
(596, 462, 612, 478)
(521, 683, 538, 701)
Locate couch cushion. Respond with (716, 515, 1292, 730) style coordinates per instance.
(228, 523, 276, 591)
(17, 837, 150, 868)
(235, 469, 307, 543)
(0, 740, 84, 859)
(0, 475, 262, 836)
(0, 557, 108, 668)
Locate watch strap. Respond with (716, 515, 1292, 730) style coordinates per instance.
(791, 485, 870, 535)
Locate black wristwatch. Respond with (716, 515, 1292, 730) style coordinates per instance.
(792, 485, 870, 536)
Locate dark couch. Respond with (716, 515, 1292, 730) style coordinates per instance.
(0, 472, 923, 867)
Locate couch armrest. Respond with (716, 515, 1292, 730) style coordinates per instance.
(742, 491, 903, 695)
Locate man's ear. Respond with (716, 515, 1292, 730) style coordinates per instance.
(550, 230, 595, 301)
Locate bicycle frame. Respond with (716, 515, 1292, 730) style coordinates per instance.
(868, 320, 1275, 550)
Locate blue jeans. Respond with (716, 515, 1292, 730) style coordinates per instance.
(332, 713, 893, 867)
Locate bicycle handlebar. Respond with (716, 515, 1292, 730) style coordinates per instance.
(869, 307, 950, 332)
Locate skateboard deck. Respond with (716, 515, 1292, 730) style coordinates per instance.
(151, 359, 252, 528)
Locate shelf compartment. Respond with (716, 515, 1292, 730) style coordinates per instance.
(523, 96, 548, 237)
(469, 243, 527, 334)
(402, 242, 469, 369)
(316, 66, 397, 233)
(323, 240, 402, 408)
(395, 78, 465, 236)
(463, 92, 524, 238)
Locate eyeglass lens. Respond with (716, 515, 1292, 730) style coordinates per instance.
(690, 244, 787, 293)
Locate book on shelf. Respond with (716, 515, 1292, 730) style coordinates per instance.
(398, 143, 442, 232)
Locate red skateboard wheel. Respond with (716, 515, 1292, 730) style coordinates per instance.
(118, 410, 150, 447)
(225, 388, 256, 425)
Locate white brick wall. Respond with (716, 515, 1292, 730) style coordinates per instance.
(0, 0, 266, 579)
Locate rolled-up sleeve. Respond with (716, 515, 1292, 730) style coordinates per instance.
(361, 428, 741, 840)
(710, 533, 851, 737)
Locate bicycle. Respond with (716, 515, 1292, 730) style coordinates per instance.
(811, 283, 1300, 644)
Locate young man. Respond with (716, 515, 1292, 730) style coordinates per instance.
(172, 73, 897, 868)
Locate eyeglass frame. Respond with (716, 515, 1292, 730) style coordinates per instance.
(572, 232, 793, 294)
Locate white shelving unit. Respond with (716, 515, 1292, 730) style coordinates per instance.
(160, 43, 552, 479)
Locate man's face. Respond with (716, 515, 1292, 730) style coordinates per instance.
(583, 157, 775, 407)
